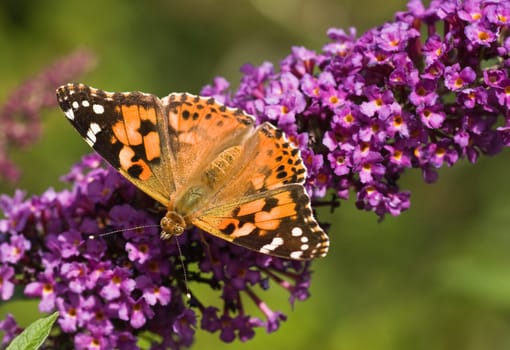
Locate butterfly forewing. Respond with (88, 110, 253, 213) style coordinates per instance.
(56, 84, 175, 205)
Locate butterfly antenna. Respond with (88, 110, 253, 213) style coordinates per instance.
(86, 225, 192, 300)
(87, 224, 161, 240)
(174, 236, 191, 301)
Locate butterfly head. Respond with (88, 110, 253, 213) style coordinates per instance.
(160, 211, 186, 240)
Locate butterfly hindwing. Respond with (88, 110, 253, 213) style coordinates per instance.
(191, 121, 329, 260)
(192, 184, 329, 260)
(56, 84, 175, 205)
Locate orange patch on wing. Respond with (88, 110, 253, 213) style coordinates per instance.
(255, 219, 280, 231)
(136, 162, 152, 180)
(121, 105, 142, 145)
(112, 121, 129, 145)
(236, 198, 266, 216)
(144, 131, 160, 161)
(254, 202, 296, 222)
(273, 191, 293, 204)
(139, 106, 157, 124)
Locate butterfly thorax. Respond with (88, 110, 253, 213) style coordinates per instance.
(160, 146, 242, 240)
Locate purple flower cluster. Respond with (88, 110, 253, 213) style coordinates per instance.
(0, 49, 96, 182)
(202, 0, 510, 218)
(0, 154, 311, 349)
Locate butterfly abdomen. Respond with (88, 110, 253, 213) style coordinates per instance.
(202, 146, 241, 188)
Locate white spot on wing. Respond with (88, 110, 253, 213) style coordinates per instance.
(86, 122, 101, 146)
(291, 227, 303, 237)
(72, 101, 79, 109)
(64, 109, 75, 120)
(300, 236, 309, 243)
(290, 251, 303, 259)
(259, 237, 284, 253)
(300, 244, 309, 251)
(82, 100, 90, 107)
(93, 104, 105, 114)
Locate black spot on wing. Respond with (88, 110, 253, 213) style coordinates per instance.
(127, 164, 144, 178)
(262, 197, 278, 212)
(139, 119, 157, 135)
(223, 223, 236, 235)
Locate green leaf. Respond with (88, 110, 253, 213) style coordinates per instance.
(6, 312, 59, 350)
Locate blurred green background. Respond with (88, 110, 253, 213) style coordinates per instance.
(2, 0, 510, 349)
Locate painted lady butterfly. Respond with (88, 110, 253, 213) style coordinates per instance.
(56, 84, 329, 260)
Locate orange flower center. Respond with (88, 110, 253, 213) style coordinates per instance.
(43, 284, 53, 295)
(454, 77, 464, 88)
(478, 31, 489, 41)
(344, 113, 354, 124)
